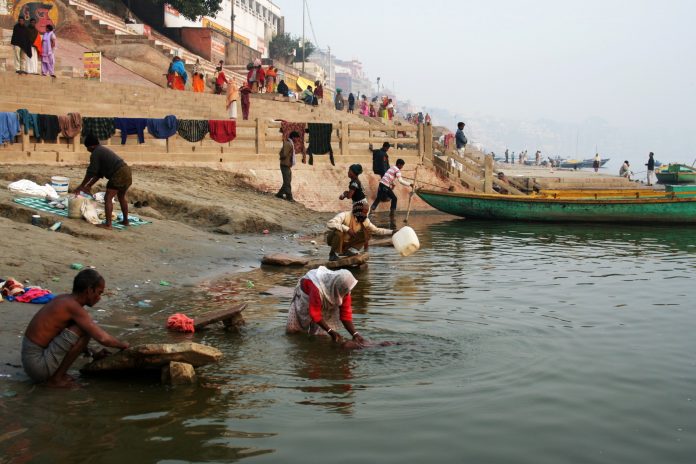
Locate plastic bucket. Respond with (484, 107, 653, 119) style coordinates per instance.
(391, 226, 420, 257)
(51, 176, 70, 196)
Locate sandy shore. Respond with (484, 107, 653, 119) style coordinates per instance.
(0, 164, 333, 382)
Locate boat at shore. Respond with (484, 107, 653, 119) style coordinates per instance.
(416, 189, 696, 224)
(656, 164, 696, 184)
(559, 158, 610, 169)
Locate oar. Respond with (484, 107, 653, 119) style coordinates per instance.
(404, 166, 420, 224)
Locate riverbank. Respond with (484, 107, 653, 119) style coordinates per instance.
(0, 164, 339, 382)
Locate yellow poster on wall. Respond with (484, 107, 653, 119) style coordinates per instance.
(83, 52, 102, 81)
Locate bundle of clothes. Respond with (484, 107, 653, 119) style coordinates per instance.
(1, 278, 54, 304)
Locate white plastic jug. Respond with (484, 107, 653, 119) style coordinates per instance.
(392, 226, 420, 257)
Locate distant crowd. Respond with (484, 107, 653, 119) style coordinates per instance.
(165, 57, 416, 125)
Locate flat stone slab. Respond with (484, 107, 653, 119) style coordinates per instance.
(310, 252, 370, 270)
(194, 304, 246, 330)
(81, 342, 222, 373)
(261, 253, 310, 266)
(260, 286, 295, 298)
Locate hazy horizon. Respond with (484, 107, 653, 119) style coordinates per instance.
(273, 0, 695, 167)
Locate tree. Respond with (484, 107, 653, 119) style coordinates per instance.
(295, 40, 315, 64)
(145, 0, 223, 21)
(269, 33, 315, 65)
(269, 33, 296, 65)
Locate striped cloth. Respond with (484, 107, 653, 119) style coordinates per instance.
(380, 165, 403, 188)
(82, 117, 116, 141)
(177, 119, 209, 143)
(13, 197, 150, 231)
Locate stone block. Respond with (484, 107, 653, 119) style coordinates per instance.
(81, 342, 222, 374)
(261, 253, 310, 266)
(161, 361, 196, 385)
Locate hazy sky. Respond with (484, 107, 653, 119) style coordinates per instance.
(272, 0, 695, 132)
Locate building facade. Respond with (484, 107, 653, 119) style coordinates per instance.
(334, 58, 373, 98)
(163, 0, 282, 57)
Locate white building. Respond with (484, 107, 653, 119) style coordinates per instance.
(163, 0, 282, 56)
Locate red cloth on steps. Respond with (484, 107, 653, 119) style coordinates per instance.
(208, 120, 237, 143)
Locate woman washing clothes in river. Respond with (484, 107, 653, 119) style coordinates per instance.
(286, 267, 366, 346)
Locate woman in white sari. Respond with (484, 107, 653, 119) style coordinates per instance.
(286, 266, 366, 345)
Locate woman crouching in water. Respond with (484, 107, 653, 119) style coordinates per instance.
(286, 266, 366, 346)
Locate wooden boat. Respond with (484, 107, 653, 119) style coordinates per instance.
(416, 189, 696, 224)
(656, 164, 696, 184)
(560, 158, 610, 169)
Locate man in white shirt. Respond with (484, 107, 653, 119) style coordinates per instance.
(369, 158, 412, 227)
(326, 203, 393, 261)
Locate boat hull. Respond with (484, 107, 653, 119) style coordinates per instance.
(656, 173, 696, 184)
(417, 190, 696, 224)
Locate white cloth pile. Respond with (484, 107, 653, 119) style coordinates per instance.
(8, 180, 59, 201)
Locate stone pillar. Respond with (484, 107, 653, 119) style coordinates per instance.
(417, 124, 425, 161)
(423, 124, 433, 161)
(256, 118, 266, 154)
(484, 155, 494, 194)
(339, 121, 348, 157)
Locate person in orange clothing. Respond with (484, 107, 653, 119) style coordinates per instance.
(169, 56, 187, 91)
(27, 18, 41, 75)
(255, 61, 265, 93)
(192, 72, 205, 92)
(265, 65, 277, 93)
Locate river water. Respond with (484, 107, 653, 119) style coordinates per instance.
(2, 214, 695, 463)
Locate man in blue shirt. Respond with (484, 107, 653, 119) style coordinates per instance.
(455, 122, 467, 152)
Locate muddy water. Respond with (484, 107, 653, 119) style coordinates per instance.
(2, 215, 696, 463)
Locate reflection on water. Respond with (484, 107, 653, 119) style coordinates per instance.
(2, 214, 696, 463)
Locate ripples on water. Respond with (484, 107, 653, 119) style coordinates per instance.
(2, 216, 695, 463)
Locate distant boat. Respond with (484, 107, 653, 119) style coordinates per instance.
(560, 158, 610, 169)
(416, 188, 696, 224)
(656, 164, 696, 184)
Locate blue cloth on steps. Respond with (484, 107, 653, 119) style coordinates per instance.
(0, 112, 20, 144)
(114, 117, 147, 144)
(146, 115, 178, 139)
(16, 108, 40, 138)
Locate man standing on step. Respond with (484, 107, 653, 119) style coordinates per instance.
(646, 152, 656, 186)
(276, 131, 301, 202)
(455, 121, 467, 155)
(74, 135, 132, 229)
(11, 17, 30, 74)
(370, 158, 412, 228)
(371, 142, 391, 178)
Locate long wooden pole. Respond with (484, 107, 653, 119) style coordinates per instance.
(404, 166, 420, 223)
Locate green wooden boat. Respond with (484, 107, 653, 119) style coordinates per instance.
(417, 189, 696, 224)
(656, 164, 696, 184)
